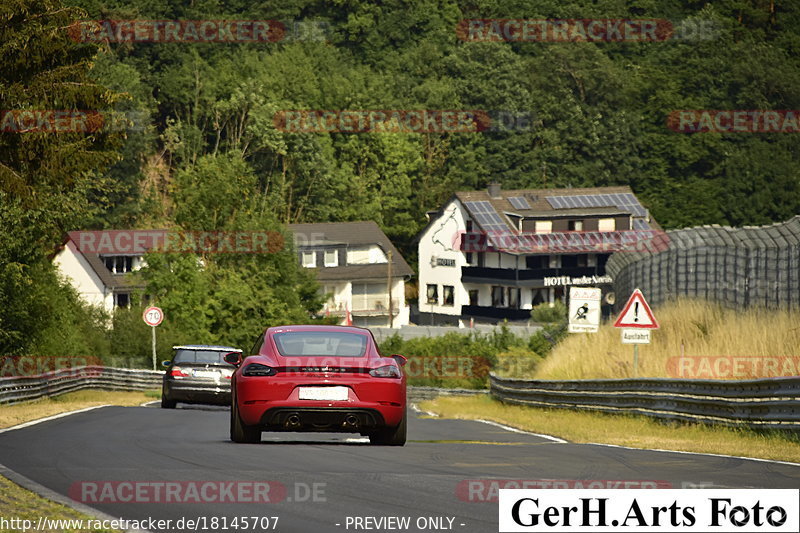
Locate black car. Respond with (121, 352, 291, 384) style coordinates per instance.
(161, 345, 241, 408)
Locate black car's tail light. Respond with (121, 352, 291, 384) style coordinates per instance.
(170, 366, 191, 378)
(369, 365, 401, 378)
(243, 363, 277, 377)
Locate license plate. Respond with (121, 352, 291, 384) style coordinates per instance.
(298, 386, 349, 401)
(193, 370, 218, 379)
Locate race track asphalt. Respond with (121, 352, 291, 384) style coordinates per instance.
(0, 404, 798, 532)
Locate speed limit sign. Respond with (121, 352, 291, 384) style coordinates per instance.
(143, 306, 164, 327)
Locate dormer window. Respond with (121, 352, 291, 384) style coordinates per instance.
(324, 249, 338, 267)
(301, 251, 316, 267)
(103, 255, 133, 274)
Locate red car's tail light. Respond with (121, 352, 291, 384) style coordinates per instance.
(369, 365, 401, 378)
(170, 366, 191, 378)
(243, 363, 277, 377)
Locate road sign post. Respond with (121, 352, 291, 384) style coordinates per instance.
(613, 289, 658, 377)
(142, 306, 164, 371)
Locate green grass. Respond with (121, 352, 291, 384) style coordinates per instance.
(420, 395, 800, 463)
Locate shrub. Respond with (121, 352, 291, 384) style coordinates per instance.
(531, 301, 567, 323)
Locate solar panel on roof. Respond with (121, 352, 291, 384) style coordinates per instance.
(546, 193, 649, 218)
(508, 196, 530, 210)
(464, 200, 514, 248)
(633, 219, 651, 230)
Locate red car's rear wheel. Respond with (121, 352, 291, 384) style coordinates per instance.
(231, 394, 261, 443)
(369, 406, 406, 446)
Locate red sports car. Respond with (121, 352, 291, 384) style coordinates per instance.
(225, 325, 407, 445)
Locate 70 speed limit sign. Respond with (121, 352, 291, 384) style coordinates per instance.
(142, 306, 164, 327)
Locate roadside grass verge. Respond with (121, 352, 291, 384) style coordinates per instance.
(419, 395, 800, 463)
(0, 389, 159, 533)
(534, 299, 800, 380)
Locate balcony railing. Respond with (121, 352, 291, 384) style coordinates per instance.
(322, 298, 399, 315)
(461, 266, 603, 282)
(461, 305, 532, 321)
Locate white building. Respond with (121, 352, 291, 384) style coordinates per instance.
(289, 221, 413, 328)
(417, 184, 658, 325)
(53, 234, 145, 314)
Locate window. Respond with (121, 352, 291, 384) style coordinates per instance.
(535, 220, 552, 234)
(301, 251, 316, 267)
(568, 220, 584, 231)
(113, 292, 130, 308)
(324, 249, 338, 267)
(103, 256, 133, 274)
(532, 288, 546, 306)
(274, 331, 367, 357)
(526, 255, 548, 269)
(491, 286, 506, 307)
(508, 288, 520, 309)
(426, 284, 438, 305)
(576, 254, 588, 267)
(465, 252, 474, 265)
(347, 246, 386, 265)
(249, 335, 264, 356)
(173, 349, 234, 364)
(468, 290, 479, 306)
(443, 285, 454, 306)
(598, 218, 615, 232)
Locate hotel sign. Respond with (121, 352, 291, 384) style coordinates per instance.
(543, 274, 613, 287)
(430, 256, 456, 267)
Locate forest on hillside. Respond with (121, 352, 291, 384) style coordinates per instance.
(1, 0, 798, 358)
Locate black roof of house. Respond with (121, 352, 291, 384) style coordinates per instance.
(288, 221, 413, 281)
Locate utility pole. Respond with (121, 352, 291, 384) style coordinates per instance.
(387, 249, 393, 328)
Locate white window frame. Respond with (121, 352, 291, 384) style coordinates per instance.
(301, 251, 316, 268)
(324, 249, 338, 267)
(535, 220, 552, 234)
(598, 218, 616, 232)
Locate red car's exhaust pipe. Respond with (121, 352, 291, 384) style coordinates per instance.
(285, 414, 301, 428)
(344, 414, 359, 427)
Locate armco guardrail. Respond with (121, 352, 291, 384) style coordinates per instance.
(0, 366, 163, 405)
(490, 373, 800, 430)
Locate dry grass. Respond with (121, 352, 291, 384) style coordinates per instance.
(420, 395, 800, 463)
(534, 299, 800, 379)
(0, 389, 158, 429)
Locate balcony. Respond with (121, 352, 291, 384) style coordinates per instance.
(322, 298, 399, 316)
(461, 305, 532, 321)
(461, 266, 602, 285)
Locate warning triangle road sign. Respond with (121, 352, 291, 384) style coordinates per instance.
(613, 289, 659, 329)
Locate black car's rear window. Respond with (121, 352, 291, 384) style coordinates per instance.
(173, 349, 230, 364)
(273, 332, 368, 357)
